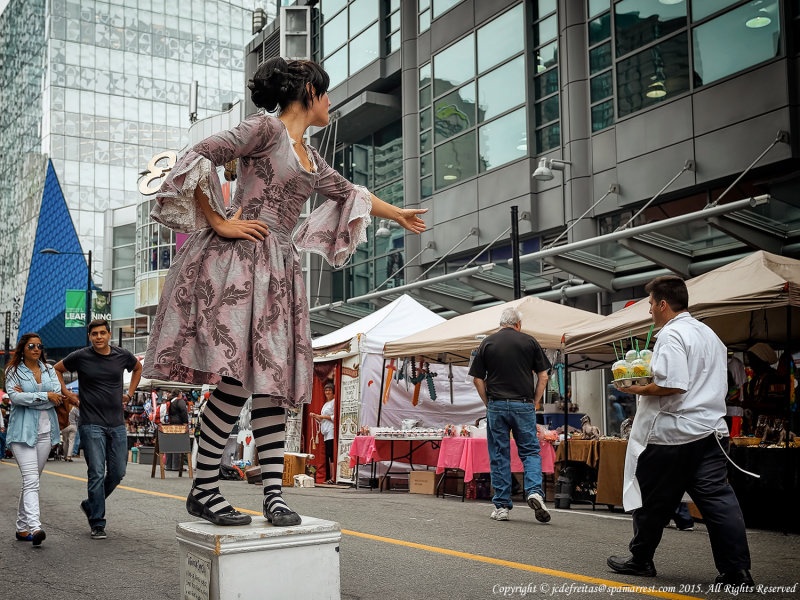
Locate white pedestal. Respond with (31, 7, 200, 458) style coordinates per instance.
(177, 516, 341, 600)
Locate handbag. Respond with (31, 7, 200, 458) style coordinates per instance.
(56, 400, 74, 430)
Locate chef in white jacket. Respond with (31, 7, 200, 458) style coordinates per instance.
(606, 276, 753, 588)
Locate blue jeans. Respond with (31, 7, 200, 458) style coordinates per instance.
(79, 424, 127, 529)
(72, 427, 81, 456)
(0, 430, 6, 459)
(486, 400, 542, 509)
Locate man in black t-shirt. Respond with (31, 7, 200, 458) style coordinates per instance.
(469, 307, 551, 524)
(55, 319, 142, 540)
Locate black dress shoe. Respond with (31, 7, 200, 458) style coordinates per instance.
(263, 498, 302, 527)
(715, 570, 754, 586)
(186, 491, 252, 526)
(607, 554, 657, 577)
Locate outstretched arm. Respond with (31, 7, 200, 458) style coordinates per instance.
(369, 194, 427, 234)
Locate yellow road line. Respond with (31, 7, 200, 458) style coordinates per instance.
(340, 529, 702, 600)
(1, 462, 704, 600)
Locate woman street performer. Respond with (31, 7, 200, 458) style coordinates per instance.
(143, 57, 426, 527)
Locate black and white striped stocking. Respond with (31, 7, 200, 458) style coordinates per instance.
(191, 377, 249, 514)
(251, 395, 290, 514)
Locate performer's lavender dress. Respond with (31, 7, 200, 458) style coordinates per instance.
(142, 114, 371, 408)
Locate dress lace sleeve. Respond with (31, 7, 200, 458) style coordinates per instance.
(149, 152, 228, 233)
(149, 114, 280, 233)
(293, 148, 372, 268)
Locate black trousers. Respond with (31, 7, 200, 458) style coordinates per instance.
(324, 439, 334, 480)
(630, 434, 750, 574)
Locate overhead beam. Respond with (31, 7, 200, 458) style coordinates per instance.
(458, 274, 515, 302)
(415, 288, 475, 314)
(619, 237, 692, 278)
(544, 255, 616, 290)
(514, 195, 770, 266)
(311, 308, 360, 326)
(706, 215, 784, 254)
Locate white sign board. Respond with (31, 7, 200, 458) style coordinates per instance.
(336, 354, 361, 483)
(184, 552, 211, 600)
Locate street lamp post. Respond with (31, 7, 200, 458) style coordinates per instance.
(40, 248, 93, 329)
(3, 311, 10, 369)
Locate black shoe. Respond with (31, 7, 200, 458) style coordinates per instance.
(263, 497, 301, 527)
(31, 529, 46, 547)
(15, 532, 33, 542)
(90, 527, 107, 540)
(607, 554, 657, 577)
(186, 489, 252, 526)
(715, 570, 754, 587)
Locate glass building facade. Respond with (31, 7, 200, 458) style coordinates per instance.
(278, 0, 799, 326)
(0, 0, 257, 344)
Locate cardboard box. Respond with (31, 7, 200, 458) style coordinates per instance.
(282, 454, 307, 486)
(409, 470, 441, 495)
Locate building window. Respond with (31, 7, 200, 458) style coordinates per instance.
(135, 199, 174, 276)
(614, 0, 687, 58)
(617, 33, 689, 117)
(319, 0, 382, 88)
(433, 0, 463, 19)
(692, 0, 780, 86)
(419, 0, 431, 33)
(419, 62, 433, 198)
(329, 122, 404, 302)
(112, 223, 135, 290)
(533, 0, 559, 152)
(587, 1, 614, 131)
(606, 0, 781, 121)
(385, 0, 401, 54)
(420, 3, 527, 192)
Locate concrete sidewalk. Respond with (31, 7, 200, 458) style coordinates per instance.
(1, 458, 798, 600)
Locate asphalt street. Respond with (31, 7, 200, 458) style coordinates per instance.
(1, 457, 798, 600)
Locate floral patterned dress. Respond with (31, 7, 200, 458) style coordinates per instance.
(142, 114, 371, 409)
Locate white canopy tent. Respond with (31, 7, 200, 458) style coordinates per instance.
(313, 294, 486, 431)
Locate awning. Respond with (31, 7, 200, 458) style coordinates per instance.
(563, 250, 800, 355)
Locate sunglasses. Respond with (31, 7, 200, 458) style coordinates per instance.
(26, 343, 44, 350)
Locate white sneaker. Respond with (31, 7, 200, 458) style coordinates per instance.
(490, 507, 510, 521)
(527, 493, 551, 523)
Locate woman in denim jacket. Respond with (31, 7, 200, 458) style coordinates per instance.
(5, 332, 64, 547)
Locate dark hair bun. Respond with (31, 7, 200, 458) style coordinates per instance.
(249, 57, 290, 112)
(249, 58, 330, 113)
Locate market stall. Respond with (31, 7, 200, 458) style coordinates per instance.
(379, 296, 604, 496)
(563, 251, 800, 527)
(312, 295, 485, 484)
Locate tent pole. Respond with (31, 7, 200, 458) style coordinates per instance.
(511, 206, 521, 300)
(376, 358, 387, 427)
(563, 353, 570, 464)
(449, 363, 454, 404)
(784, 306, 792, 535)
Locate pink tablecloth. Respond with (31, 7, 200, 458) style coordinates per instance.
(348, 436, 441, 468)
(436, 437, 555, 482)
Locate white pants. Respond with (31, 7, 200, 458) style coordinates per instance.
(10, 431, 52, 532)
(61, 424, 77, 457)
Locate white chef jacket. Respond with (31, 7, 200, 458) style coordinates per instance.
(622, 312, 729, 511)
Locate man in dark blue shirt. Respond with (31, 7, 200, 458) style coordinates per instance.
(469, 307, 551, 523)
(55, 319, 141, 540)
